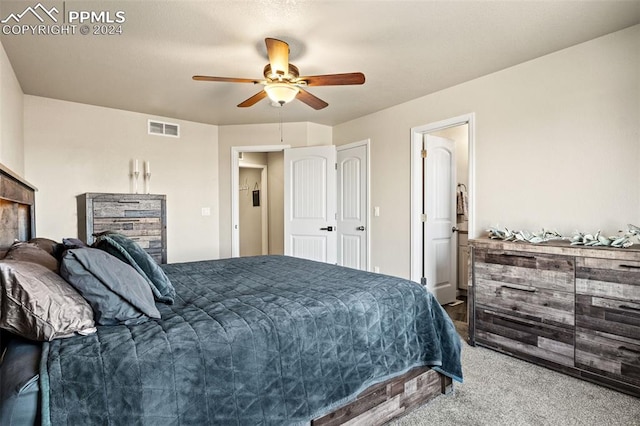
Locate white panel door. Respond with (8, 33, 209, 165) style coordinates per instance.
(337, 143, 368, 270)
(424, 134, 457, 304)
(284, 146, 337, 263)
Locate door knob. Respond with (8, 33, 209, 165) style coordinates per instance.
(356, 226, 366, 231)
(320, 226, 334, 232)
(452, 226, 459, 233)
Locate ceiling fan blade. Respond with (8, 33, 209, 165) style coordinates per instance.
(237, 90, 267, 108)
(300, 72, 365, 86)
(193, 75, 258, 84)
(296, 88, 328, 110)
(265, 38, 289, 77)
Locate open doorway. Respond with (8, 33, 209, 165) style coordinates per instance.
(232, 145, 289, 258)
(239, 163, 268, 256)
(410, 114, 475, 306)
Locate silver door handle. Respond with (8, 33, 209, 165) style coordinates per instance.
(452, 226, 459, 233)
(356, 226, 366, 231)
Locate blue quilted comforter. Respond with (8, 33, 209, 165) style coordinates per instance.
(40, 256, 462, 425)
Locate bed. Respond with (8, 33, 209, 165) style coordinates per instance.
(0, 165, 462, 425)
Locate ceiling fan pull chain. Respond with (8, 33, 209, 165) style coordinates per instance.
(279, 109, 283, 143)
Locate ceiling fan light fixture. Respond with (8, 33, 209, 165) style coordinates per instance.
(265, 83, 299, 105)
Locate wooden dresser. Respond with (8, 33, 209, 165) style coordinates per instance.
(469, 238, 640, 397)
(77, 193, 167, 264)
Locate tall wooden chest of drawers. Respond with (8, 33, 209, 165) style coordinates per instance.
(470, 238, 640, 397)
(77, 193, 167, 264)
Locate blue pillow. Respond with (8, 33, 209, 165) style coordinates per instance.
(93, 233, 175, 304)
(60, 248, 161, 326)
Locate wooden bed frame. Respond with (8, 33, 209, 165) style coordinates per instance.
(0, 163, 453, 425)
(312, 366, 453, 425)
(0, 164, 36, 249)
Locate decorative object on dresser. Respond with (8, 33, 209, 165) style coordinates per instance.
(77, 192, 167, 264)
(469, 238, 640, 397)
(486, 224, 639, 248)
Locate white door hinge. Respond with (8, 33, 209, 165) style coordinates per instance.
(421, 214, 427, 222)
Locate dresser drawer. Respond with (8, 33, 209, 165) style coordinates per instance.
(93, 199, 162, 218)
(575, 329, 640, 387)
(475, 281, 574, 327)
(475, 249, 575, 292)
(475, 308, 574, 367)
(576, 257, 640, 302)
(93, 217, 163, 236)
(474, 249, 575, 327)
(576, 293, 640, 341)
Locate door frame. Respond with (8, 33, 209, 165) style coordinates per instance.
(239, 164, 269, 255)
(410, 113, 476, 284)
(231, 145, 290, 258)
(337, 139, 371, 271)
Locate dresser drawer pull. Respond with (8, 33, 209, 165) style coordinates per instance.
(111, 219, 141, 222)
(501, 284, 537, 293)
(618, 346, 640, 355)
(117, 200, 141, 204)
(494, 253, 536, 259)
(619, 304, 640, 312)
(481, 309, 525, 325)
(619, 264, 640, 270)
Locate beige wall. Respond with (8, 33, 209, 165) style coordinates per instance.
(239, 167, 263, 256)
(267, 151, 284, 255)
(23, 96, 220, 263)
(217, 121, 332, 258)
(0, 41, 24, 174)
(333, 25, 640, 279)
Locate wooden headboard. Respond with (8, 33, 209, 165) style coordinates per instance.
(0, 163, 37, 250)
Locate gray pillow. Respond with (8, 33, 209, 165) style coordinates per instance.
(60, 248, 161, 326)
(93, 232, 175, 304)
(4, 242, 58, 273)
(0, 260, 96, 341)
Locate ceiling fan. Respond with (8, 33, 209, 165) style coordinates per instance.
(193, 38, 365, 110)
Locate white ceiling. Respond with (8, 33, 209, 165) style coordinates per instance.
(1, 1, 639, 126)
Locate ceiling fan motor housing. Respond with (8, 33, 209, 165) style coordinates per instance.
(263, 64, 300, 82)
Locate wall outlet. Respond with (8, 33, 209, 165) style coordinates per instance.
(373, 266, 380, 273)
(201, 207, 211, 216)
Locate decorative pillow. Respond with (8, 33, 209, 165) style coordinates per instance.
(27, 237, 61, 257)
(4, 242, 58, 273)
(62, 237, 89, 249)
(60, 248, 161, 326)
(93, 232, 175, 304)
(0, 260, 96, 341)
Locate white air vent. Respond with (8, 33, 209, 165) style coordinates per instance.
(148, 120, 180, 138)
